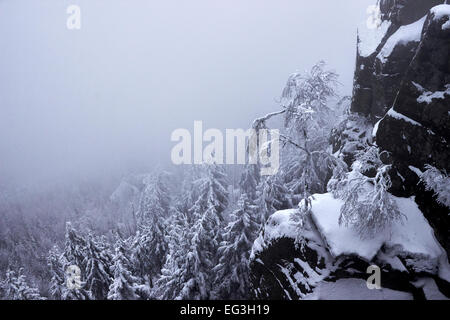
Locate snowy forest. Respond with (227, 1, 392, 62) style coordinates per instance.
(1, 0, 450, 300)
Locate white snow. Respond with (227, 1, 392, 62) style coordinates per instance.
(443, 20, 450, 30)
(417, 84, 450, 104)
(304, 278, 413, 300)
(386, 108, 423, 126)
(310, 193, 445, 263)
(358, 20, 391, 57)
(431, 4, 450, 21)
(250, 209, 298, 259)
(377, 16, 426, 64)
(409, 165, 423, 176)
(372, 119, 381, 137)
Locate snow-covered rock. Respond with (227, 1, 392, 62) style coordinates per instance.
(310, 193, 447, 274)
(250, 192, 450, 300)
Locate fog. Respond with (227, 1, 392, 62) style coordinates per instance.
(0, 0, 375, 190)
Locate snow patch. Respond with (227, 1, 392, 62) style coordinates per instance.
(250, 209, 298, 259)
(386, 108, 422, 127)
(409, 166, 423, 176)
(310, 193, 445, 263)
(377, 16, 426, 64)
(372, 119, 381, 137)
(358, 20, 391, 57)
(430, 4, 450, 21)
(417, 84, 450, 104)
(304, 278, 413, 300)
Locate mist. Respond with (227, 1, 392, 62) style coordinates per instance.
(0, 0, 375, 189)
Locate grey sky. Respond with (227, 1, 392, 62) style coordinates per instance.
(0, 0, 375, 187)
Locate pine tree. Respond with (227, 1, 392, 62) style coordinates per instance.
(214, 194, 259, 299)
(179, 218, 214, 300)
(255, 174, 291, 224)
(108, 240, 140, 300)
(47, 245, 65, 300)
(155, 209, 191, 299)
(239, 164, 260, 200)
(61, 222, 92, 300)
(137, 172, 171, 224)
(189, 163, 229, 233)
(131, 220, 168, 288)
(3, 268, 44, 300)
(84, 235, 113, 300)
(64, 222, 88, 271)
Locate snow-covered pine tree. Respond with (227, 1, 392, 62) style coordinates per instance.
(83, 235, 113, 300)
(213, 194, 259, 299)
(255, 174, 291, 224)
(190, 163, 229, 224)
(131, 171, 171, 287)
(131, 219, 168, 288)
(179, 216, 214, 300)
(107, 239, 140, 300)
(3, 268, 44, 300)
(61, 222, 92, 300)
(239, 164, 260, 201)
(155, 209, 191, 299)
(136, 172, 171, 225)
(47, 245, 65, 300)
(187, 163, 229, 252)
(63, 222, 88, 271)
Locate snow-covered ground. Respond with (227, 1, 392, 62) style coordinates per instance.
(304, 278, 413, 300)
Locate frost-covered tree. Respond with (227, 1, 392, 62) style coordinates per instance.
(60, 223, 93, 300)
(47, 245, 65, 300)
(190, 163, 229, 225)
(108, 240, 140, 300)
(213, 194, 259, 299)
(163, 162, 230, 300)
(155, 209, 191, 299)
(179, 218, 214, 300)
(250, 62, 345, 213)
(131, 171, 172, 287)
(3, 268, 44, 300)
(255, 174, 291, 224)
(420, 165, 450, 208)
(239, 164, 260, 201)
(131, 219, 168, 288)
(186, 163, 229, 263)
(332, 146, 404, 238)
(63, 222, 88, 271)
(136, 172, 171, 225)
(84, 235, 113, 300)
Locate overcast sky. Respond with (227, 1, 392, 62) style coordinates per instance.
(0, 0, 375, 188)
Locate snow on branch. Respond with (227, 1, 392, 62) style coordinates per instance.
(420, 165, 450, 209)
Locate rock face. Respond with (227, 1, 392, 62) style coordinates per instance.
(374, 4, 450, 254)
(351, 0, 444, 119)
